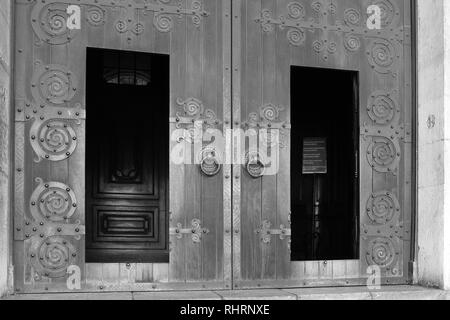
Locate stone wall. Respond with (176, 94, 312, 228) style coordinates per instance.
(0, 0, 12, 297)
(417, 0, 450, 289)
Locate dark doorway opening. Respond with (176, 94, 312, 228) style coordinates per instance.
(291, 66, 359, 261)
(86, 48, 169, 263)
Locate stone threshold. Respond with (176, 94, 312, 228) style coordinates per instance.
(2, 285, 448, 300)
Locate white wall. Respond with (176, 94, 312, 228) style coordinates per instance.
(417, 0, 450, 289)
(0, 0, 12, 297)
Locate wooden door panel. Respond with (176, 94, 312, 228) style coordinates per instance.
(14, 0, 230, 292)
(233, 0, 413, 288)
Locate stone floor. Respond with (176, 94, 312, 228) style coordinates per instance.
(2, 285, 449, 300)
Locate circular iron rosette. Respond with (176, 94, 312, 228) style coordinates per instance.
(366, 191, 400, 225)
(367, 91, 399, 126)
(365, 237, 399, 272)
(30, 119, 78, 162)
(29, 236, 78, 279)
(197, 147, 222, 177)
(367, 38, 398, 75)
(31, 2, 80, 45)
(86, 5, 106, 27)
(31, 63, 79, 107)
(367, 136, 401, 174)
(30, 178, 78, 223)
(244, 150, 266, 179)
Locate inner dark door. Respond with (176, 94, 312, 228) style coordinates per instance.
(291, 66, 359, 261)
(86, 48, 169, 263)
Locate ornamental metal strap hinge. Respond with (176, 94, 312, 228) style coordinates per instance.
(15, 61, 86, 163)
(360, 123, 412, 144)
(361, 221, 411, 242)
(15, 219, 85, 241)
(363, 190, 410, 241)
(14, 178, 86, 241)
(28, 0, 210, 45)
(170, 219, 209, 243)
(255, 220, 291, 247)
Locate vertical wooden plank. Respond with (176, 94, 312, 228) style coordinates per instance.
(135, 263, 153, 283)
(222, 0, 233, 289)
(304, 261, 319, 280)
(260, 0, 277, 281)
(119, 263, 135, 286)
(346, 260, 361, 280)
(276, 0, 292, 281)
(13, 0, 31, 293)
(146, 0, 171, 286)
(185, 0, 203, 282)
(134, 3, 156, 53)
(231, 0, 243, 288)
(319, 260, 333, 280)
(332, 261, 347, 280)
(201, 0, 223, 282)
(153, 263, 169, 283)
(290, 262, 305, 280)
(239, 0, 264, 283)
(101, 263, 119, 286)
(168, 0, 187, 284)
(85, 263, 103, 289)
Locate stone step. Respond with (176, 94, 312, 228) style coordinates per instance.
(3, 285, 448, 300)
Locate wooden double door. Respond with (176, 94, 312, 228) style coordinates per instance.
(14, 0, 413, 293)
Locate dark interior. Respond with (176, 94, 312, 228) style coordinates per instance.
(85, 48, 169, 263)
(290, 66, 359, 261)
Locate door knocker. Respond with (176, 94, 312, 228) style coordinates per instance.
(199, 148, 222, 177)
(245, 151, 266, 178)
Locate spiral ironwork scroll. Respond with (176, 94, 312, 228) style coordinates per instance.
(31, 63, 78, 107)
(254, 1, 403, 71)
(344, 8, 361, 26)
(367, 91, 398, 125)
(287, 2, 305, 19)
(366, 191, 400, 225)
(171, 219, 209, 243)
(367, 137, 400, 173)
(86, 6, 106, 26)
(255, 221, 291, 244)
(29, 236, 77, 278)
(172, 97, 222, 143)
(366, 237, 396, 268)
(154, 14, 173, 33)
(31, 2, 76, 45)
(30, 178, 78, 223)
(30, 119, 78, 162)
(29, 0, 210, 43)
(367, 39, 396, 75)
(344, 35, 361, 52)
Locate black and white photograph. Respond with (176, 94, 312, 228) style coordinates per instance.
(0, 0, 449, 306)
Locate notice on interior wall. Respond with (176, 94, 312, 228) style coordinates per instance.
(302, 137, 327, 174)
